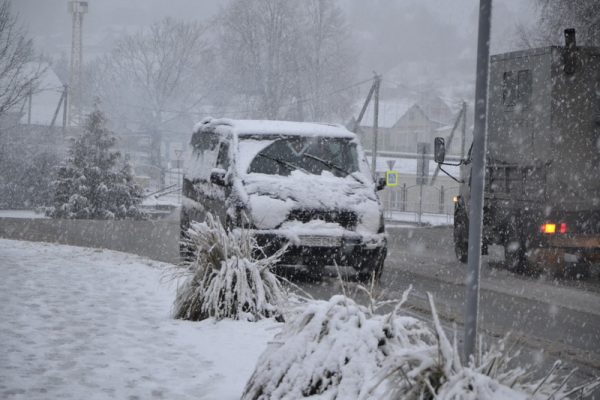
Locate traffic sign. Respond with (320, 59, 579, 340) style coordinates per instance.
(386, 170, 398, 187)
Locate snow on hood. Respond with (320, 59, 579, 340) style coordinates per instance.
(243, 170, 382, 233)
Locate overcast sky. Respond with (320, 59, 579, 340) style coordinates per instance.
(14, 0, 536, 99)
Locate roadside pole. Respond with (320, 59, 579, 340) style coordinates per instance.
(370, 74, 381, 177)
(464, 0, 492, 363)
(461, 101, 467, 160)
(418, 183, 423, 225)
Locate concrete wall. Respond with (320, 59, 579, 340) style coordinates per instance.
(0, 217, 180, 264)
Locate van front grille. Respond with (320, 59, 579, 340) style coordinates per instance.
(287, 209, 358, 230)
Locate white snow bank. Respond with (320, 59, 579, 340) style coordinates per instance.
(0, 210, 49, 219)
(0, 239, 280, 400)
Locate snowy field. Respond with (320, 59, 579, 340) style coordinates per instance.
(0, 239, 279, 400)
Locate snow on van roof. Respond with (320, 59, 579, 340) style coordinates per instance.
(194, 118, 356, 139)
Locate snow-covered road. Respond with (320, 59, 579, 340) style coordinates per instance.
(0, 239, 279, 400)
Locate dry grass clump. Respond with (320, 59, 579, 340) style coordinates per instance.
(173, 213, 287, 321)
(368, 293, 600, 400)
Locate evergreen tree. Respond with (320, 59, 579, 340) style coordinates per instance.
(47, 109, 146, 220)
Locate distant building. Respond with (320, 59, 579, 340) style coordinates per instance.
(0, 63, 71, 158)
(349, 88, 472, 220)
(354, 94, 467, 156)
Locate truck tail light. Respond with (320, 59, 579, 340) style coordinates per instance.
(540, 222, 567, 234)
(560, 223, 567, 233)
(541, 223, 556, 234)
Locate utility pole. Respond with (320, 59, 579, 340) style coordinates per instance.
(461, 101, 467, 159)
(68, 1, 88, 126)
(370, 74, 381, 177)
(464, 0, 492, 364)
(62, 85, 69, 135)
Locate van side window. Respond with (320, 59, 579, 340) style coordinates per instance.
(216, 141, 230, 170)
(188, 132, 220, 181)
(191, 131, 219, 152)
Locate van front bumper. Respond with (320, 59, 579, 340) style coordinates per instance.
(253, 232, 387, 268)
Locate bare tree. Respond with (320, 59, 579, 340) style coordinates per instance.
(216, 0, 356, 122)
(0, 0, 39, 118)
(518, 0, 600, 48)
(91, 18, 211, 175)
(217, 0, 301, 120)
(297, 0, 356, 121)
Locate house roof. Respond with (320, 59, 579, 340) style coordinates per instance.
(358, 99, 414, 128)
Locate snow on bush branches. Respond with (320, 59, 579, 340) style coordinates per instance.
(46, 109, 145, 220)
(173, 213, 287, 321)
(242, 290, 599, 400)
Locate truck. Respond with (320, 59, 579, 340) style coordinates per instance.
(434, 29, 600, 276)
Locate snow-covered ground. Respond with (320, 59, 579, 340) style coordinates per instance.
(0, 239, 279, 400)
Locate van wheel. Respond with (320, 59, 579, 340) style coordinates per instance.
(454, 208, 468, 263)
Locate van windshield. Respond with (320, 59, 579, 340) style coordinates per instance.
(243, 136, 359, 177)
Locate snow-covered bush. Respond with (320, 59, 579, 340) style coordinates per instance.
(370, 294, 600, 400)
(242, 291, 599, 400)
(46, 108, 145, 220)
(173, 213, 287, 321)
(242, 292, 434, 399)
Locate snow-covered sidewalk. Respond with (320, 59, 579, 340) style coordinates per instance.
(0, 239, 279, 399)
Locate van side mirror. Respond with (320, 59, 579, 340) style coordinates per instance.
(434, 137, 446, 164)
(210, 168, 227, 186)
(376, 177, 386, 191)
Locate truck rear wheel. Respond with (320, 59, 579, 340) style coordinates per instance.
(454, 209, 468, 263)
(504, 241, 526, 272)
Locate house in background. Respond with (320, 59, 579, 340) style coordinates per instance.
(349, 87, 472, 222)
(355, 93, 468, 156)
(0, 62, 70, 158)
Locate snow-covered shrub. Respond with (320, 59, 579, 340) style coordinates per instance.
(370, 294, 600, 400)
(173, 213, 287, 321)
(243, 290, 599, 400)
(241, 292, 435, 400)
(46, 108, 145, 220)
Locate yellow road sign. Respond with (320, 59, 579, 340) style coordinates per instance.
(386, 170, 398, 187)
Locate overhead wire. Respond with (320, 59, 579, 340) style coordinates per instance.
(103, 76, 376, 123)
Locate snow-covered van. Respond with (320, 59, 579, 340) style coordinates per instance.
(181, 118, 387, 280)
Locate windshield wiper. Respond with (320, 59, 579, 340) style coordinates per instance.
(257, 153, 310, 175)
(302, 153, 364, 184)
